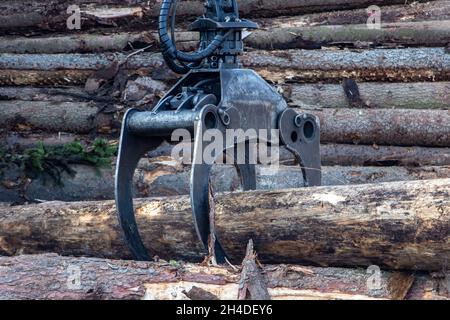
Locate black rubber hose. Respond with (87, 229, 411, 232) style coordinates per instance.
(158, 0, 227, 63)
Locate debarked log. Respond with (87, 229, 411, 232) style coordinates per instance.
(0, 254, 448, 300)
(297, 108, 450, 147)
(0, 178, 449, 270)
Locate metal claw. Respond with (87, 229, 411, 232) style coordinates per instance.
(115, 109, 163, 260)
(278, 108, 322, 187)
(190, 106, 256, 263)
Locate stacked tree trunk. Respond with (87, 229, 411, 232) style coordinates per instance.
(0, 0, 449, 300)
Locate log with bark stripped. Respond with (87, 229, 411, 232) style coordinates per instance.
(0, 254, 448, 300)
(0, 179, 449, 270)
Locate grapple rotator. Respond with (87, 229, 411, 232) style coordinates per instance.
(115, 0, 322, 263)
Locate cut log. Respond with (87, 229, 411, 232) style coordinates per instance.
(2, 20, 450, 54)
(0, 69, 93, 86)
(0, 0, 439, 34)
(298, 108, 450, 147)
(4, 129, 450, 166)
(0, 86, 102, 102)
(1, 157, 449, 202)
(285, 82, 450, 110)
(320, 144, 450, 167)
(256, 1, 450, 27)
(3, 81, 449, 110)
(241, 48, 450, 83)
(246, 21, 450, 50)
(0, 254, 447, 300)
(0, 31, 198, 54)
(0, 101, 118, 134)
(0, 178, 449, 270)
(1, 48, 448, 86)
(2, 132, 102, 149)
(3, 100, 448, 146)
(148, 140, 450, 167)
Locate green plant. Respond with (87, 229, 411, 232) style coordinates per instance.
(0, 139, 118, 186)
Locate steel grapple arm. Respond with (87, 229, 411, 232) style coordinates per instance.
(115, 0, 322, 263)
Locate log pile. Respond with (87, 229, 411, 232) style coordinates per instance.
(0, 0, 449, 300)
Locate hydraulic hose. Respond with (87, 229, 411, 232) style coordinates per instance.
(158, 0, 228, 72)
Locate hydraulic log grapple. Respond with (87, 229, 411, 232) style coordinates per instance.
(115, 0, 322, 263)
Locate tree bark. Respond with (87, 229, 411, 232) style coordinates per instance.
(299, 107, 450, 147)
(246, 21, 450, 50)
(149, 140, 450, 167)
(3, 100, 448, 146)
(0, 86, 102, 102)
(5, 129, 449, 167)
(3, 81, 449, 110)
(0, 0, 439, 34)
(256, 1, 450, 27)
(2, 20, 450, 54)
(241, 48, 450, 83)
(284, 82, 450, 110)
(0, 254, 447, 300)
(0, 32, 198, 54)
(320, 144, 450, 167)
(0, 101, 117, 134)
(0, 178, 449, 270)
(2, 158, 449, 203)
(1, 48, 448, 86)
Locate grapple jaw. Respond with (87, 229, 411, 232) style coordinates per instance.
(115, 70, 321, 263)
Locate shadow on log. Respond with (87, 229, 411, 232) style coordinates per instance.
(0, 179, 449, 270)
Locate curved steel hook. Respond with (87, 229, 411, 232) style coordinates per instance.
(115, 109, 163, 261)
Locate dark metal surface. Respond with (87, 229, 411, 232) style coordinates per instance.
(115, 0, 322, 263)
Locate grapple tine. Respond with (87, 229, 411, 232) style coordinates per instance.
(279, 108, 322, 187)
(115, 109, 163, 261)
